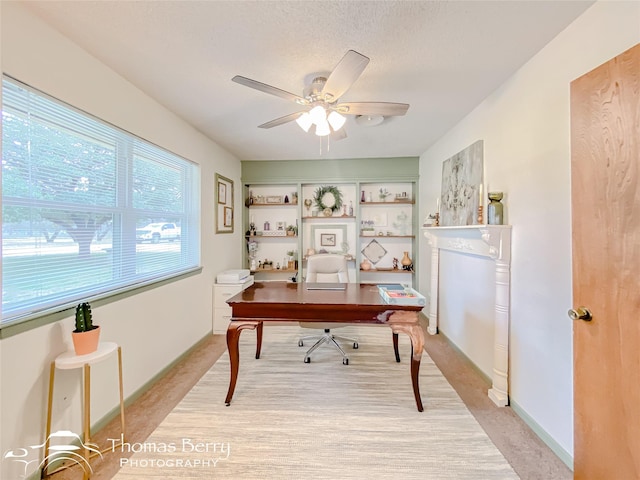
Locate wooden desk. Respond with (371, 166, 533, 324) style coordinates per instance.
(225, 282, 426, 411)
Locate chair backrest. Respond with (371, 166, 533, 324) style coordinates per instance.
(305, 254, 349, 283)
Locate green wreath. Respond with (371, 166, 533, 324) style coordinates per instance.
(313, 185, 343, 212)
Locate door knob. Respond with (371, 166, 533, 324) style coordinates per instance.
(568, 306, 592, 321)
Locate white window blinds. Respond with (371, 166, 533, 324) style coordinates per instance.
(1, 76, 200, 326)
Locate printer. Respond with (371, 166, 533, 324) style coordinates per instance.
(216, 269, 251, 284)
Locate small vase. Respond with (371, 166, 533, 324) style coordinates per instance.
(360, 259, 372, 271)
(361, 190, 366, 203)
(401, 252, 413, 271)
(487, 192, 504, 225)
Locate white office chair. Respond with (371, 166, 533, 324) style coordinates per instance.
(299, 253, 358, 365)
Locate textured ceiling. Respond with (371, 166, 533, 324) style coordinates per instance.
(22, 0, 593, 161)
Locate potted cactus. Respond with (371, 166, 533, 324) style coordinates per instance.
(71, 302, 100, 355)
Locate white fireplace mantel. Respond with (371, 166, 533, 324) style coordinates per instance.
(422, 225, 512, 406)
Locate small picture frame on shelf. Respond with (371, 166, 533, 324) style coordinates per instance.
(276, 221, 286, 231)
(266, 195, 283, 204)
(320, 233, 336, 247)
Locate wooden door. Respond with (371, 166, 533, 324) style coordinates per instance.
(570, 43, 640, 479)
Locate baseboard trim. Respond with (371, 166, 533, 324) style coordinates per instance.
(90, 332, 213, 434)
(510, 399, 574, 471)
(437, 330, 493, 386)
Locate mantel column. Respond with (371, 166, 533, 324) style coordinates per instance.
(423, 225, 512, 407)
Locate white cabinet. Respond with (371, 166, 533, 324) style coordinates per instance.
(212, 276, 254, 334)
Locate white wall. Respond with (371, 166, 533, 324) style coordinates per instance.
(0, 3, 242, 478)
(418, 0, 640, 462)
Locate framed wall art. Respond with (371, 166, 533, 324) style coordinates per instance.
(215, 173, 234, 234)
(440, 140, 483, 226)
(310, 224, 348, 254)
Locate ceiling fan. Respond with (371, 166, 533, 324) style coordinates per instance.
(232, 50, 409, 138)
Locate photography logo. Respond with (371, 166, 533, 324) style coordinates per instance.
(3, 430, 101, 478)
(111, 435, 231, 469)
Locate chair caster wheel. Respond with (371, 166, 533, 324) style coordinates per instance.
(298, 340, 304, 347)
(304, 357, 310, 363)
(353, 342, 359, 349)
(343, 358, 349, 365)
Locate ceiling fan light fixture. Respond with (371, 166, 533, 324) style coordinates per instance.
(315, 119, 331, 137)
(327, 111, 346, 131)
(309, 105, 327, 125)
(296, 112, 313, 132)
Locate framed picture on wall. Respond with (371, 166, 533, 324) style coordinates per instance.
(215, 173, 234, 234)
(218, 181, 227, 205)
(224, 206, 233, 227)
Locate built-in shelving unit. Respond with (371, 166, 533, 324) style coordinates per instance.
(241, 157, 419, 285)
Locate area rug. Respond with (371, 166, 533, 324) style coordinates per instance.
(113, 325, 519, 479)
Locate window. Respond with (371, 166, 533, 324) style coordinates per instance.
(1, 76, 200, 326)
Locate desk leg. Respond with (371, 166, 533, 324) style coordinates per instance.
(388, 312, 425, 412)
(392, 333, 400, 363)
(225, 321, 261, 406)
(256, 321, 263, 359)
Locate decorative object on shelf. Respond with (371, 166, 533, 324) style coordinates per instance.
(342, 204, 348, 216)
(487, 192, 504, 225)
(477, 183, 484, 224)
(440, 140, 483, 226)
(379, 188, 391, 202)
(311, 224, 347, 254)
(304, 198, 313, 213)
(366, 192, 373, 203)
(393, 258, 399, 270)
(284, 194, 290, 204)
(434, 212, 440, 226)
(215, 173, 234, 234)
(313, 185, 343, 213)
(360, 219, 375, 236)
(360, 258, 372, 271)
(286, 250, 297, 270)
(323, 207, 333, 217)
(423, 214, 436, 227)
(393, 211, 411, 235)
(72, 302, 100, 355)
(395, 192, 409, 201)
(248, 240, 258, 271)
(263, 220, 270, 231)
(348, 201, 354, 216)
(401, 251, 413, 271)
(286, 224, 298, 236)
(361, 190, 366, 203)
(266, 195, 283, 203)
(361, 239, 388, 264)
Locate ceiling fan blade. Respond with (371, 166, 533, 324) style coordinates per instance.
(258, 111, 306, 129)
(338, 102, 410, 117)
(321, 50, 370, 101)
(232, 76, 306, 104)
(330, 127, 347, 141)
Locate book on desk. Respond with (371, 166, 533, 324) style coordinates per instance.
(377, 284, 427, 306)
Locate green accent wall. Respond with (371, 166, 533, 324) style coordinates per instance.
(242, 157, 419, 184)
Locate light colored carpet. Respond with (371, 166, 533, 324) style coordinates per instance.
(113, 325, 519, 479)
